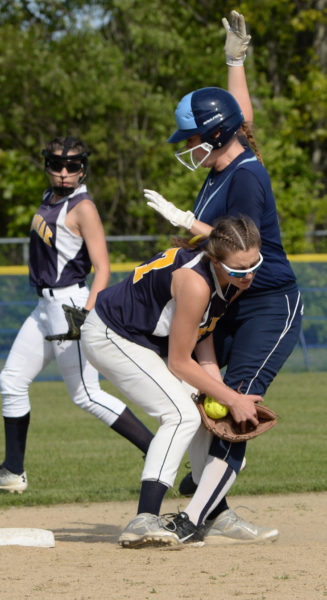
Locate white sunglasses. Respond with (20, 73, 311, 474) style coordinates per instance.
(220, 252, 263, 278)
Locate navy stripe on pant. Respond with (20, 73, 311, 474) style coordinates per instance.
(209, 287, 303, 468)
(214, 287, 303, 395)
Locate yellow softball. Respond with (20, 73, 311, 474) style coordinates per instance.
(204, 396, 229, 419)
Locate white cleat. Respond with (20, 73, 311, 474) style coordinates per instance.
(204, 508, 279, 544)
(119, 513, 179, 548)
(0, 467, 28, 494)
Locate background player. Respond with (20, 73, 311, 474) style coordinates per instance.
(144, 11, 302, 544)
(0, 136, 153, 494)
(81, 215, 264, 547)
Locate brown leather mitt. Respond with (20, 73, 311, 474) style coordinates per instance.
(192, 393, 278, 442)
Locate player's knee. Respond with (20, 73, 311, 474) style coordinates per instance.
(171, 400, 201, 432)
(0, 368, 30, 397)
(65, 378, 93, 407)
(69, 391, 83, 407)
(1, 371, 31, 416)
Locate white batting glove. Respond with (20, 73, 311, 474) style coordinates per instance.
(144, 189, 195, 230)
(222, 10, 251, 66)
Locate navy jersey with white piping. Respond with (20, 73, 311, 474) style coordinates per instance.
(194, 145, 297, 294)
(29, 184, 91, 289)
(95, 247, 238, 357)
(190, 144, 302, 403)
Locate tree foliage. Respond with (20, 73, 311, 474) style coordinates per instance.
(0, 0, 326, 252)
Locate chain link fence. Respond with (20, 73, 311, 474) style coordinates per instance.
(0, 238, 327, 378)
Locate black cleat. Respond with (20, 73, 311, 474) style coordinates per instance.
(164, 512, 205, 545)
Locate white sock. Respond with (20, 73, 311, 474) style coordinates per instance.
(185, 456, 236, 526)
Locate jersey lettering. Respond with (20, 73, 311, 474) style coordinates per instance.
(133, 247, 180, 283)
(31, 214, 53, 247)
(198, 316, 221, 339)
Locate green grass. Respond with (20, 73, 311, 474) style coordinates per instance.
(0, 372, 326, 507)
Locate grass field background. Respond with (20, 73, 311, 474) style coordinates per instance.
(0, 372, 326, 508)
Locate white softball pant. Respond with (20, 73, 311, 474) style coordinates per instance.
(81, 309, 201, 488)
(0, 284, 126, 425)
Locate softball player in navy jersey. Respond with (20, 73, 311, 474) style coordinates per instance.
(81, 215, 264, 547)
(144, 11, 302, 543)
(0, 136, 153, 494)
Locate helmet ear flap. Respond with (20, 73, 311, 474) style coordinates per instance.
(203, 129, 223, 150)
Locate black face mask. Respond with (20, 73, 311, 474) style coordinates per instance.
(42, 136, 90, 196)
(46, 158, 84, 197)
(52, 183, 76, 197)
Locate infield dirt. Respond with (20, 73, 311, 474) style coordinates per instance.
(0, 492, 326, 600)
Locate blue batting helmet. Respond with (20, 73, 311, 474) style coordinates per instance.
(168, 87, 244, 148)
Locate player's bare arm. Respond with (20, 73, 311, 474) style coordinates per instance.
(227, 66, 253, 123)
(189, 219, 213, 238)
(169, 269, 261, 426)
(168, 268, 211, 378)
(195, 335, 260, 427)
(194, 333, 224, 382)
(67, 199, 110, 310)
(222, 10, 253, 123)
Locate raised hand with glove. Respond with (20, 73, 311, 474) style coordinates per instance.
(222, 10, 251, 66)
(144, 189, 195, 230)
(45, 304, 89, 342)
(144, 188, 214, 238)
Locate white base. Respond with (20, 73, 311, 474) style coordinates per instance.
(0, 528, 55, 547)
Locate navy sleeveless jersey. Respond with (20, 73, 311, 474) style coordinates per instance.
(193, 146, 297, 294)
(96, 247, 238, 357)
(29, 184, 92, 289)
